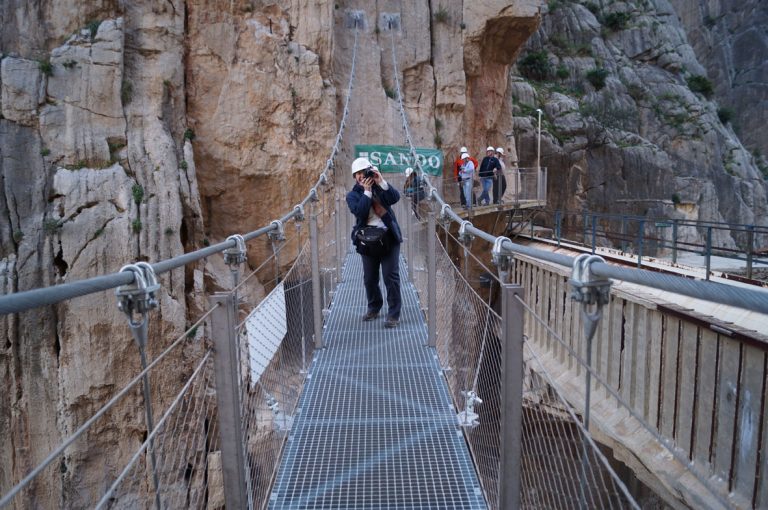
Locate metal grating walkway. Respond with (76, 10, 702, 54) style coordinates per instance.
(269, 249, 486, 509)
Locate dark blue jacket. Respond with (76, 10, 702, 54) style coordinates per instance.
(346, 182, 402, 244)
(478, 156, 501, 178)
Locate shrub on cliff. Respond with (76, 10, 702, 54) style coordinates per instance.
(519, 50, 551, 81)
(687, 75, 714, 98)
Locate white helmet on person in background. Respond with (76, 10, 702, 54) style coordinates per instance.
(496, 147, 504, 155)
(351, 157, 373, 175)
(404, 167, 413, 177)
(460, 146, 468, 153)
(460, 152, 470, 160)
(486, 146, 495, 152)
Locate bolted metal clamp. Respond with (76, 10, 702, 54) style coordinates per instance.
(458, 220, 474, 245)
(457, 390, 483, 428)
(224, 234, 247, 267)
(492, 236, 514, 283)
(309, 187, 319, 202)
(569, 254, 611, 306)
(116, 262, 160, 329)
(293, 204, 306, 222)
(268, 220, 286, 242)
(266, 393, 293, 432)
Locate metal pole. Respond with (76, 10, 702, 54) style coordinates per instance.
(427, 209, 437, 347)
(134, 326, 162, 510)
(209, 293, 248, 510)
(310, 204, 324, 348)
(499, 283, 524, 510)
(582, 211, 588, 246)
(621, 216, 627, 253)
(555, 210, 561, 247)
(746, 225, 754, 279)
(672, 219, 678, 264)
(705, 226, 712, 281)
(407, 197, 414, 283)
(335, 194, 343, 282)
(591, 214, 597, 254)
(637, 219, 645, 267)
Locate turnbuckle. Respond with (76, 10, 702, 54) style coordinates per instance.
(115, 262, 160, 329)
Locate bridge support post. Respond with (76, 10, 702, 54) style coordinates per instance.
(499, 283, 524, 510)
(747, 225, 754, 279)
(427, 209, 437, 347)
(209, 293, 249, 510)
(310, 204, 324, 348)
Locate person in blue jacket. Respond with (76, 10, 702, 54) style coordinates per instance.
(346, 157, 402, 328)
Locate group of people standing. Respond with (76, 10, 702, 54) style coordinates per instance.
(454, 145, 512, 207)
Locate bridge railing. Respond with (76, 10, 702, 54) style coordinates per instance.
(421, 168, 547, 210)
(548, 209, 768, 279)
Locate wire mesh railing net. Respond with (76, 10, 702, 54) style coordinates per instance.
(105, 354, 220, 509)
(400, 206, 638, 509)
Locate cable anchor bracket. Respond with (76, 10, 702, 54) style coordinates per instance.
(491, 236, 514, 282)
(569, 254, 612, 306)
(268, 220, 286, 242)
(115, 262, 161, 331)
(458, 220, 474, 245)
(224, 234, 247, 267)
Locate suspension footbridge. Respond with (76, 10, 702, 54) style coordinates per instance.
(2, 19, 768, 510)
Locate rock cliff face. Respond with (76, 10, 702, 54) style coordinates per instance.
(510, 0, 768, 250)
(0, 0, 766, 505)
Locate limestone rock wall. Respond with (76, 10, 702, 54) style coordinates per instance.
(510, 0, 768, 250)
(668, 0, 768, 171)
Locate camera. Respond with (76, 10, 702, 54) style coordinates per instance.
(363, 168, 376, 179)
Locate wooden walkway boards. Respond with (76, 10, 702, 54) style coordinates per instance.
(269, 252, 486, 509)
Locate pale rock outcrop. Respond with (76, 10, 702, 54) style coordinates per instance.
(41, 18, 126, 166)
(1, 58, 45, 126)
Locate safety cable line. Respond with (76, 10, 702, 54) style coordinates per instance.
(387, 33, 768, 314)
(0, 28, 360, 317)
(515, 294, 733, 508)
(233, 231, 300, 292)
(0, 304, 219, 507)
(95, 351, 212, 509)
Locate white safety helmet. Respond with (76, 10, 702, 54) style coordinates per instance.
(460, 146, 468, 153)
(460, 152, 470, 159)
(496, 147, 504, 155)
(404, 167, 413, 177)
(486, 146, 495, 152)
(351, 157, 372, 175)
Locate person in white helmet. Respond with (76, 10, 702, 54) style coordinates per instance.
(478, 146, 501, 206)
(454, 146, 477, 207)
(346, 157, 402, 328)
(403, 167, 426, 218)
(493, 147, 507, 204)
(458, 152, 475, 210)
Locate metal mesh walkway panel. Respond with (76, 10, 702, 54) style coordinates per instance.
(269, 250, 486, 509)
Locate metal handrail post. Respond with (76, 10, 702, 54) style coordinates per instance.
(427, 209, 437, 347)
(310, 203, 324, 348)
(583, 211, 588, 245)
(637, 219, 645, 267)
(746, 225, 754, 279)
(335, 193, 343, 282)
(407, 198, 414, 283)
(672, 219, 678, 264)
(555, 210, 562, 247)
(209, 293, 249, 510)
(499, 283, 524, 510)
(591, 214, 597, 254)
(705, 226, 713, 281)
(621, 216, 627, 253)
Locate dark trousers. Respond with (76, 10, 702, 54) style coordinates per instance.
(361, 241, 401, 319)
(493, 174, 507, 204)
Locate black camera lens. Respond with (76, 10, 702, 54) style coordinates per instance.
(364, 169, 375, 179)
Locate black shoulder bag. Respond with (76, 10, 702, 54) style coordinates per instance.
(355, 226, 389, 258)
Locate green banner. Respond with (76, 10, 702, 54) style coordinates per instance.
(355, 144, 443, 176)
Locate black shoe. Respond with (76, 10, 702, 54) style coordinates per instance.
(362, 311, 379, 321)
(384, 317, 399, 328)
